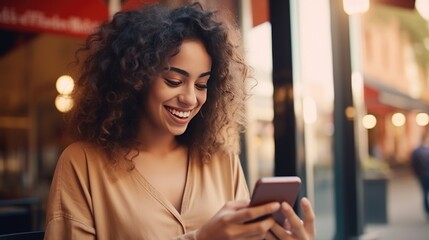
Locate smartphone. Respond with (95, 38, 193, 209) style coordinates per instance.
(248, 176, 301, 225)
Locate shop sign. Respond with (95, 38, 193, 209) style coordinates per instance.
(0, 0, 154, 38)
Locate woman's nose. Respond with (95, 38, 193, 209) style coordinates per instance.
(178, 86, 197, 106)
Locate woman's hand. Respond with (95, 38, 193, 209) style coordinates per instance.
(267, 198, 316, 240)
(196, 200, 281, 240)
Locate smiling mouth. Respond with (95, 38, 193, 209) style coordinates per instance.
(166, 107, 191, 119)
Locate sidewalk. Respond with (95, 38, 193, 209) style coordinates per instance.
(365, 168, 429, 240)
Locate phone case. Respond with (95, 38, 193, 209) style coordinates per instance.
(249, 176, 301, 225)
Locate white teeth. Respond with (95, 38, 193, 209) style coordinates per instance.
(167, 108, 190, 118)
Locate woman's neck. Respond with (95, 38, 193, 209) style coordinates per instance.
(138, 131, 180, 155)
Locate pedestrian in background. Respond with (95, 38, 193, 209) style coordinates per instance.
(411, 128, 429, 219)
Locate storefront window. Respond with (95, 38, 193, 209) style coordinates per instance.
(243, 1, 336, 238)
(291, 0, 335, 238)
(245, 22, 275, 187)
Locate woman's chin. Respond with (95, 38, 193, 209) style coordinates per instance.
(169, 126, 188, 136)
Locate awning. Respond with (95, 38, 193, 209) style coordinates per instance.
(373, 0, 416, 9)
(0, 0, 155, 38)
(364, 79, 429, 114)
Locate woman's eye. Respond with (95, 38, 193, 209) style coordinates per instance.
(164, 78, 182, 87)
(196, 83, 208, 90)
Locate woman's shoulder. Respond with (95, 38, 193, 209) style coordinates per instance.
(60, 141, 91, 155)
(58, 141, 106, 167)
(63, 141, 96, 150)
(210, 150, 235, 161)
(207, 150, 242, 170)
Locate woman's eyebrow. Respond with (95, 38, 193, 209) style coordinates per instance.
(168, 67, 211, 78)
(199, 71, 211, 78)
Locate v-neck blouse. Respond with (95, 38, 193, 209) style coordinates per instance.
(44, 142, 250, 240)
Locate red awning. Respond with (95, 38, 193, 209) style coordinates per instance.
(0, 0, 155, 38)
(373, 0, 415, 9)
(364, 85, 397, 115)
(364, 83, 429, 115)
(251, 0, 268, 27)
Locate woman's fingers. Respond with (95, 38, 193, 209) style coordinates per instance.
(280, 201, 305, 239)
(271, 226, 290, 240)
(241, 217, 277, 238)
(232, 202, 282, 238)
(197, 200, 278, 239)
(232, 202, 281, 224)
(300, 197, 316, 236)
(265, 229, 282, 240)
(277, 199, 315, 239)
(199, 199, 314, 239)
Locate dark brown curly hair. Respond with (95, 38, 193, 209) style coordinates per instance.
(68, 2, 249, 164)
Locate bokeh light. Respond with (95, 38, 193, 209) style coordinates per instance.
(391, 112, 406, 127)
(362, 114, 377, 129)
(56, 75, 74, 95)
(416, 112, 429, 126)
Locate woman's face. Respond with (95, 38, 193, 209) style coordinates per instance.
(142, 39, 212, 137)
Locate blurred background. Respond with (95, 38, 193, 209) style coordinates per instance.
(0, 0, 429, 239)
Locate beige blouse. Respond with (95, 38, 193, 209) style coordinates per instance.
(44, 142, 250, 240)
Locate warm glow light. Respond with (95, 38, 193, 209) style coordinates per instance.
(56, 75, 74, 95)
(55, 95, 73, 113)
(416, 112, 429, 126)
(392, 112, 406, 127)
(343, 0, 370, 15)
(345, 106, 355, 119)
(362, 114, 377, 129)
(416, 0, 429, 21)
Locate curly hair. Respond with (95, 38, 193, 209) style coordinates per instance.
(68, 2, 249, 164)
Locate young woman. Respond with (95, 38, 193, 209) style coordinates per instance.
(44, 3, 315, 239)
